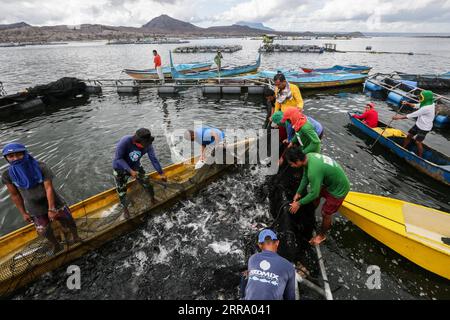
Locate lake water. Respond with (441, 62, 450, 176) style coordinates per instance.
(0, 37, 449, 299)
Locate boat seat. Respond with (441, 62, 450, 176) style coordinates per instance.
(403, 203, 450, 249)
(373, 127, 407, 138)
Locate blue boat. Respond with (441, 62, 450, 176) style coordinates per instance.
(301, 65, 371, 74)
(348, 112, 450, 185)
(123, 62, 212, 80)
(256, 70, 368, 89)
(169, 51, 261, 80)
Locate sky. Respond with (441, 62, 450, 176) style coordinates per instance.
(1, 0, 450, 33)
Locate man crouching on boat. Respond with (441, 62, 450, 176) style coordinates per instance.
(2, 143, 81, 253)
(113, 128, 167, 219)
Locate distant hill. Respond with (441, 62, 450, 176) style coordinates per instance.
(204, 24, 266, 35)
(0, 15, 367, 42)
(0, 22, 31, 31)
(142, 14, 202, 32)
(236, 21, 274, 31)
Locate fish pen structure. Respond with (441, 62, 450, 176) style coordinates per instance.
(259, 44, 324, 53)
(173, 45, 243, 53)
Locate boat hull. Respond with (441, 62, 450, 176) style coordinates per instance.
(169, 52, 261, 80)
(348, 113, 450, 185)
(258, 71, 367, 89)
(302, 65, 371, 74)
(340, 192, 450, 280)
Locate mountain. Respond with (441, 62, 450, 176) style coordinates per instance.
(142, 14, 202, 32)
(0, 22, 31, 31)
(235, 21, 274, 31)
(204, 24, 266, 35)
(0, 15, 367, 42)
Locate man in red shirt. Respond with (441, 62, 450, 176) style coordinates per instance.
(352, 102, 378, 128)
(153, 50, 164, 84)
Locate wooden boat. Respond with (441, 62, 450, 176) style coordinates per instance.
(396, 71, 450, 90)
(348, 112, 450, 185)
(123, 62, 212, 80)
(341, 192, 450, 280)
(0, 138, 255, 297)
(301, 65, 371, 74)
(256, 70, 367, 89)
(169, 51, 261, 80)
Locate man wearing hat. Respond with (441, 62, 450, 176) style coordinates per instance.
(352, 102, 378, 128)
(113, 128, 167, 218)
(392, 90, 436, 158)
(243, 229, 296, 300)
(2, 143, 80, 253)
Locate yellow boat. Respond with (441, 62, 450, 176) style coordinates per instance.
(0, 139, 255, 297)
(340, 192, 450, 280)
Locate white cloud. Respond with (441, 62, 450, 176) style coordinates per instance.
(0, 0, 449, 32)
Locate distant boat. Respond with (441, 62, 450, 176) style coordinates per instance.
(396, 71, 450, 89)
(169, 51, 261, 80)
(123, 62, 213, 80)
(348, 112, 450, 185)
(255, 70, 368, 89)
(301, 65, 372, 74)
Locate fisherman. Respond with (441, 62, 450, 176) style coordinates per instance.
(352, 102, 378, 128)
(392, 90, 435, 158)
(242, 229, 296, 300)
(113, 128, 167, 219)
(214, 50, 223, 71)
(280, 107, 321, 156)
(264, 87, 277, 121)
(285, 148, 350, 245)
(153, 50, 164, 84)
(2, 143, 80, 253)
(184, 126, 225, 162)
(272, 109, 324, 143)
(273, 73, 304, 113)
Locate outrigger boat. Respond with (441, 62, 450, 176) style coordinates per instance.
(301, 65, 371, 74)
(0, 139, 255, 297)
(123, 62, 212, 80)
(348, 112, 450, 185)
(169, 51, 261, 80)
(256, 70, 368, 89)
(341, 192, 450, 280)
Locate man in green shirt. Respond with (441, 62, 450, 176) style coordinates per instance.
(280, 107, 321, 154)
(285, 148, 350, 245)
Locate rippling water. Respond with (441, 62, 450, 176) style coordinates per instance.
(1, 37, 449, 299)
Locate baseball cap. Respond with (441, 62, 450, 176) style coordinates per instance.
(258, 229, 278, 243)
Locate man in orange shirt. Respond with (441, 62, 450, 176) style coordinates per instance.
(153, 50, 164, 84)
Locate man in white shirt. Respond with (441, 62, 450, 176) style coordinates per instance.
(392, 90, 435, 157)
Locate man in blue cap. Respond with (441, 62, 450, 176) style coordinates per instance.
(242, 229, 296, 300)
(2, 143, 80, 253)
